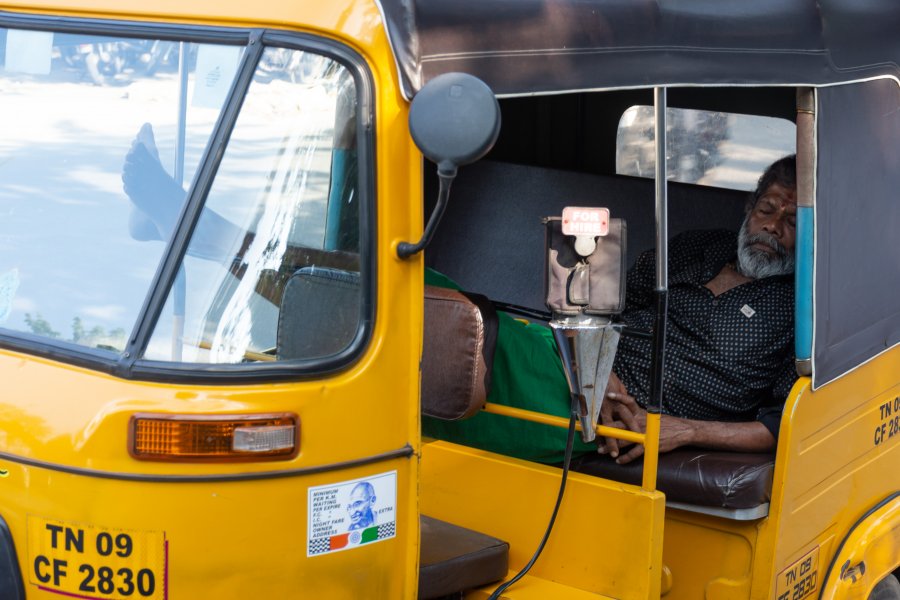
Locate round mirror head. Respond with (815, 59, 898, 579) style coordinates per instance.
(408, 72, 501, 175)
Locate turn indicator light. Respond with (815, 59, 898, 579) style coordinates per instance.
(130, 413, 298, 461)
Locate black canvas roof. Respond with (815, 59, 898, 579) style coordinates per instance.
(379, 0, 900, 98)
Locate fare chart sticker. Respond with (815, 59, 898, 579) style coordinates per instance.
(562, 207, 610, 237)
(191, 45, 241, 109)
(307, 471, 397, 557)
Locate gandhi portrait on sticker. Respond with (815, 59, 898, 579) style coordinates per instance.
(346, 481, 376, 530)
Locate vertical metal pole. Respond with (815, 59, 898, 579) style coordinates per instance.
(642, 87, 668, 491)
(175, 42, 189, 184)
(794, 88, 815, 377)
(171, 42, 190, 361)
(653, 87, 668, 294)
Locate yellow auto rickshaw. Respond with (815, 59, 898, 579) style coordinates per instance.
(0, 0, 897, 598)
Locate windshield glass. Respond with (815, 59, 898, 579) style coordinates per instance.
(0, 28, 241, 352)
(142, 48, 362, 364)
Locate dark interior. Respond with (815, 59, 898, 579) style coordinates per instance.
(425, 161, 749, 310)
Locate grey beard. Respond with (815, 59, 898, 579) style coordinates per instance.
(736, 215, 795, 279)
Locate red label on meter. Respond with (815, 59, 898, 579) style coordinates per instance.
(561, 207, 609, 237)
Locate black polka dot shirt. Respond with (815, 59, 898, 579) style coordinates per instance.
(613, 229, 796, 438)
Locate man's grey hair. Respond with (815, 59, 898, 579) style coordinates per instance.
(747, 154, 797, 212)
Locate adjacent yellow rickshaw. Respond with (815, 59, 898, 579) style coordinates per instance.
(0, 0, 897, 598)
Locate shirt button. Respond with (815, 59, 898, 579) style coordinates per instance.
(711, 299, 719, 306)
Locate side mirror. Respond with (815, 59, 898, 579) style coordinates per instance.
(397, 73, 501, 259)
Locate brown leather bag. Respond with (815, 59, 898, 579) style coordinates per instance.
(544, 217, 626, 316)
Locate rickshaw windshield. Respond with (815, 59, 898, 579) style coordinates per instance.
(0, 26, 364, 368)
(143, 51, 361, 365)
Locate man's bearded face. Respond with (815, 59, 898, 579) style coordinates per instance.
(736, 212, 795, 279)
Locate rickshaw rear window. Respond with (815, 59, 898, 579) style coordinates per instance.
(616, 106, 795, 191)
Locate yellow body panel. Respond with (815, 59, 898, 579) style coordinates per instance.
(469, 573, 617, 599)
(753, 346, 900, 600)
(650, 349, 900, 600)
(5, 453, 416, 598)
(0, 0, 426, 597)
(658, 509, 761, 599)
(421, 441, 665, 599)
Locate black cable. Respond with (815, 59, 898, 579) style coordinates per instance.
(487, 401, 579, 600)
(492, 302, 652, 342)
(491, 301, 552, 322)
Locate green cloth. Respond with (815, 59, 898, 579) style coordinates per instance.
(422, 270, 594, 463)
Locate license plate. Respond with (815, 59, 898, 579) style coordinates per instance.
(27, 516, 167, 600)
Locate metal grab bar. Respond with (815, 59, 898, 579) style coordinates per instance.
(482, 402, 646, 445)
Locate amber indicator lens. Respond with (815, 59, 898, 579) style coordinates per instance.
(131, 414, 297, 460)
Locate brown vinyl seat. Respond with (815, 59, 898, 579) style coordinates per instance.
(418, 516, 509, 599)
(569, 448, 776, 519)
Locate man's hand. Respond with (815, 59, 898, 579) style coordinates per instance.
(599, 383, 777, 464)
(602, 396, 698, 464)
(597, 373, 639, 459)
(599, 374, 699, 464)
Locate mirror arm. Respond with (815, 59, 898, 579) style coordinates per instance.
(397, 167, 456, 259)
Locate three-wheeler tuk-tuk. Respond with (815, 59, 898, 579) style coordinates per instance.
(0, 0, 898, 598)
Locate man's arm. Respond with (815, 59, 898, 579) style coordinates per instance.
(658, 416, 775, 453)
(600, 390, 776, 464)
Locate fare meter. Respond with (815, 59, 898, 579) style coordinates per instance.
(544, 207, 625, 443)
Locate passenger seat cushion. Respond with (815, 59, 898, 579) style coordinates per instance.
(419, 516, 508, 599)
(422, 285, 498, 420)
(277, 267, 360, 360)
(569, 448, 775, 509)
